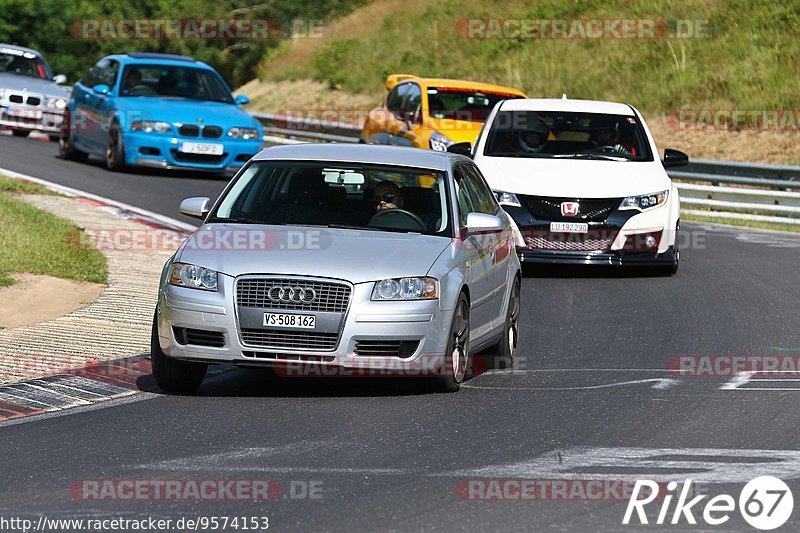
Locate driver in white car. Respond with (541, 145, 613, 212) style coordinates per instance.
(588, 117, 633, 156)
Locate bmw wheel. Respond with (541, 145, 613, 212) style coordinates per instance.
(105, 121, 126, 171)
(58, 111, 89, 162)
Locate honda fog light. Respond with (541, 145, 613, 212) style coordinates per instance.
(168, 263, 219, 291)
(372, 277, 438, 301)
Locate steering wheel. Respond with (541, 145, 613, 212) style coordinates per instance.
(367, 208, 427, 232)
(594, 145, 624, 155)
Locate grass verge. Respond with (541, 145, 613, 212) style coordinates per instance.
(682, 211, 800, 234)
(0, 175, 107, 287)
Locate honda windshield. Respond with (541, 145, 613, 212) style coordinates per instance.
(484, 110, 654, 161)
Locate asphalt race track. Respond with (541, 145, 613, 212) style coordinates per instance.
(2, 134, 800, 531)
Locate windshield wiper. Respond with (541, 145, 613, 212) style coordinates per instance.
(324, 224, 382, 231)
(552, 153, 627, 161)
(208, 216, 269, 224)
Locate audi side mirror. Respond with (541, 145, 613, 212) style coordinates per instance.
(447, 142, 472, 158)
(179, 197, 211, 220)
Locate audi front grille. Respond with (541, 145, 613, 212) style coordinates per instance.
(236, 278, 351, 313)
(240, 329, 339, 351)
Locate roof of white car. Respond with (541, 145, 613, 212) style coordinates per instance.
(253, 143, 466, 171)
(499, 98, 635, 116)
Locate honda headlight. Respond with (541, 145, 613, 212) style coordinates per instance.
(46, 97, 67, 109)
(372, 277, 438, 301)
(429, 131, 453, 152)
(493, 190, 521, 208)
(168, 263, 218, 291)
(227, 127, 259, 140)
(131, 120, 172, 133)
(620, 190, 669, 211)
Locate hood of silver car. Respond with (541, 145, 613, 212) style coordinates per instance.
(176, 224, 452, 284)
(0, 72, 69, 97)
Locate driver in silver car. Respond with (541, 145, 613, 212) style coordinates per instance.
(373, 180, 404, 212)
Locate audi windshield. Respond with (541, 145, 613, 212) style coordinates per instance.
(484, 110, 654, 161)
(208, 162, 452, 237)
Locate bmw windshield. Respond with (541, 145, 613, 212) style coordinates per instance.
(484, 110, 653, 161)
(0, 47, 51, 79)
(119, 65, 233, 103)
(209, 161, 452, 236)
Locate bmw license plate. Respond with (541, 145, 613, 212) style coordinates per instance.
(263, 313, 316, 329)
(179, 142, 223, 155)
(550, 222, 588, 234)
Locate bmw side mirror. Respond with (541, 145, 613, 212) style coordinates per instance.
(92, 84, 111, 95)
(662, 148, 689, 168)
(234, 94, 250, 106)
(466, 212, 503, 234)
(179, 197, 211, 220)
(447, 142, 472, 158)
(54, 74, 67, 85)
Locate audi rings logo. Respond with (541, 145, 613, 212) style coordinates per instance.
(267, 286, 317, 303)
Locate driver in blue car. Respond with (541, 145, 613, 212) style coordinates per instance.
(373, 180, 404, 212)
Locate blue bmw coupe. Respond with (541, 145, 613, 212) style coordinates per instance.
(59, 52, 263, 175)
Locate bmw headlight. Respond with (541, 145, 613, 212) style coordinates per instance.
(372, 277, 438, 301)
(429, 131, 453, 152)
(168, 263, 218, 291)
(46, 97, 67, 109)
(227, 127, 259, 140)
(493, 190, 521, 208)
(620, 190, 669, 211)
(132, 120, 172, 133)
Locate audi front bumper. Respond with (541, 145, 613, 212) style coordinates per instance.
(155, 276, 455, 376)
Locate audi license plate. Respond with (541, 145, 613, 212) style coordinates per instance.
(550, 222, 588, 234)
(179, 142, 223, 155)
(263, 313, 316, 329)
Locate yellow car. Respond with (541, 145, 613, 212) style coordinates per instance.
(360, 74, 526, 151)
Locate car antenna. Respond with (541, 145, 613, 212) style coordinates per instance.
(561, 93, 568, 100)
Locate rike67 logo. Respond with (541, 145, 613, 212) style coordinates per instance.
(623, 476, 793, 530)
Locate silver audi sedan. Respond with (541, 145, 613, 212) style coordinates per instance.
(152, 144, 521, 392)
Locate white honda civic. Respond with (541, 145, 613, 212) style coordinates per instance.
(449, 98, 685, 275)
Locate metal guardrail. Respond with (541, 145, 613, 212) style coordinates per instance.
(250, 112, 800, 225)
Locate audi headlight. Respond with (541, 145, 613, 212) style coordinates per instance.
(168, 263, 218, 291)
(429, 131, 453, 152)
(46, 97, 67, 109)
(493, 190, 521, 208)
(227, 127, 259, 140)
(372, 277, 438, 301)
(620, 190, 669, 211)
(131, 120, 172, 133)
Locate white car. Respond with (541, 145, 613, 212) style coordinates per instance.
(449, 98, 685, 275)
